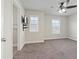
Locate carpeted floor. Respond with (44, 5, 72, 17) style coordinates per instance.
(13, 39, 77, 59)
(13, 47, 17, 56)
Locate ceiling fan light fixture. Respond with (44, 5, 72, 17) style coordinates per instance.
(58, 10, 63, 13)
(58, 8, 66, 13)
(62, 8, 66, 12)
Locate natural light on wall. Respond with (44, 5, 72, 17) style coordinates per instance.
(29, 16, 39, 32)
(52, 19, 60, 34)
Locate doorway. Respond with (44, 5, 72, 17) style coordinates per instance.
(13, 5, 18, 56)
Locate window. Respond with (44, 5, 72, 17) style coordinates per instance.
(29, 16, 39, 32)
(52, 19, 60, 34)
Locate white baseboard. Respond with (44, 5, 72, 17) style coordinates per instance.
(17, 42, 25, 51)
(44, 37, 68, 41)
(20, 43, 25, 50)
(24, 37, 77, 45)
(25, 40, 44, 44)
(24, 37, 67, 44)
(67, 38, 77, 41)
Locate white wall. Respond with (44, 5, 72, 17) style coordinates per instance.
(44, 14, 68, 40)
(25, 10, 68, 43)
(67, 14, 77, 41)
(25, 10, 45, 43)
(19, 7, 25, 50)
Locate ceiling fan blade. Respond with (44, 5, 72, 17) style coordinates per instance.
(66, 5, 77, 9)
(67, 0, 70, 3)
(59, 2, 64, 8)
(60, 2, 64, 6)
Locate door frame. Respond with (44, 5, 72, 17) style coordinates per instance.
(13, 0, 20, 51)
(1, 0, 22, 59)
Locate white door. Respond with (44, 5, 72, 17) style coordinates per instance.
(1, 0, 13, 59)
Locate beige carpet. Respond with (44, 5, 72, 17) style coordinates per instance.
(14, 39, 77, 59)
(13, 47, 17, 56)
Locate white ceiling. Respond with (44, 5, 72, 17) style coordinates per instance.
(19, 0, 77, 16)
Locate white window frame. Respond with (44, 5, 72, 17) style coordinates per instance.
(52, 19, 60, 34)
(29, 16, 39, 32)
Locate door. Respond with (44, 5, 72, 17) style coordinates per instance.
(1, 0, 13, 59)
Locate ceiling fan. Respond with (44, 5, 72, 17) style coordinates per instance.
(58, 0, 77, 13)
